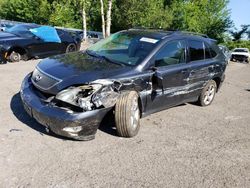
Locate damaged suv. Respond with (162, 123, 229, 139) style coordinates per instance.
(20, 29, 227, 140)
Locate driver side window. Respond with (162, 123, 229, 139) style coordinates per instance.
(155, 40, 186, 67)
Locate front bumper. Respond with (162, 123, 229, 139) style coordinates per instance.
(0, 48, 7, 64)
(20, 74, 112, 140)
(231, 55, 249, 62)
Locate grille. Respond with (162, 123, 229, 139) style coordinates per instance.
(31, 67, 61, 91)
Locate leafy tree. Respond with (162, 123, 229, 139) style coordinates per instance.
(170, 0, 232, 42)
(0, 0, 51, 24)
(0, 0, 232, 43)
(49, 0, 82, 28)
(112, 0, 173, 31)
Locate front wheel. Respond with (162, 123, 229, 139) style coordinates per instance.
(246, 58, 249, 64)
(115, 91, 140, 138)
(65, 43, 77, 53)
(198, 80, 217, 106)
(9, 51, 21, 62)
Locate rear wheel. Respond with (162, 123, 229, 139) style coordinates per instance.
(198, 80, 217, 106)
(9, 51, 21, 63)
(65, 43, 77, 53)
(115, 91, 140, 138)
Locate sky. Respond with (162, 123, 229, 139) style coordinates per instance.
(228, 0, 250, 30)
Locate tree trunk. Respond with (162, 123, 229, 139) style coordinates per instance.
(106, 0, 112, 37)
(82, 5, 87, 42)
(100, 0, 106, 38)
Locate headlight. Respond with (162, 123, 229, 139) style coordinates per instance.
(55, 81, 120, 112)
(55, 84, 102, 111)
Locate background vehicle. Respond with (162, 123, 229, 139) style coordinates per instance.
(0, 24, 81, 63)
(230, 48, 250, 63)
(0, 23, 15, 32)
(20, 29, 227, 140)
(55, 27, 103, 43)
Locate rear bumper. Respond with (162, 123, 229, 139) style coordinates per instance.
(20, 74, 112, 140)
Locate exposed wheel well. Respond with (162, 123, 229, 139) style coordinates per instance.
(213, 77, 221, 91)
(8, 47, 27, 56)
(138, 95, 143, 118)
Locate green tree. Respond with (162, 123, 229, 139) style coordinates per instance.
(0, 0, 51, 24)
(112, 0, 173, 32)
(0, 0, 233, 43)
(170, 0, 232, 42)
(49, 0, 81, 28)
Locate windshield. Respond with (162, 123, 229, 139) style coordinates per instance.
(6, 24, 38, 38)
(234, 49, 248, 53)
(87, 32, 160, 66)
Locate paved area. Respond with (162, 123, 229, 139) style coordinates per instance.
(0, 60, 249, 187)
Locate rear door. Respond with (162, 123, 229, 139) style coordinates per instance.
(146, 39, 190, 114)
(184, 40, 218, 101)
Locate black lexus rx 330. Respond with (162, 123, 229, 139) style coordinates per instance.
(20, 29, 227, 140)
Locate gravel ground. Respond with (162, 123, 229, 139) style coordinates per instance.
(0, 59, 249, 188)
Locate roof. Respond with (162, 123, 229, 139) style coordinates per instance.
(126, 28, 214, 41)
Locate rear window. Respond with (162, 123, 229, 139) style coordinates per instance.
(188, 40, 204, 61)
(189, 40, 217, 61)
(205, 43, 217, 59)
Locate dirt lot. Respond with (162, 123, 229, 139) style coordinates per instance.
(0, 59, 249, 188)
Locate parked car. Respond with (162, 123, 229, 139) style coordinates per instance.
(0, 23, 15, 32)
(55, 27, 83, 41)
(20, 29, 227, 140)
(230, 48, 250, 63)
(0, 24, 81, 63)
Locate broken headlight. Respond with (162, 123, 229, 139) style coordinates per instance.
(55, 80, 120, 112)
(55, 84, 103, 111)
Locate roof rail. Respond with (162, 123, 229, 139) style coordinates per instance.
(128, 27, 212, 39)
(178, 31, 209, 38)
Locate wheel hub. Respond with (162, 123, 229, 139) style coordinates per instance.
(204, 85, 215, 105)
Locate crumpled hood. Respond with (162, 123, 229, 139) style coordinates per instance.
(33, 52, 132, 94)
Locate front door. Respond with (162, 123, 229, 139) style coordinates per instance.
(146, 40, 190, 114)
(27, 38, 63, 58)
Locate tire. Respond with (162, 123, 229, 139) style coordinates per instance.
(65, 43, 77, 53)
(9, 51, 21, 62)
(115, 91, 140, 138)
(198, 80, 217, 107)
(246, 58, 249, 64)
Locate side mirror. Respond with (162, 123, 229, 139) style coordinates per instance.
(34, 36, 41, 41)
(152, 69, 164, 92)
